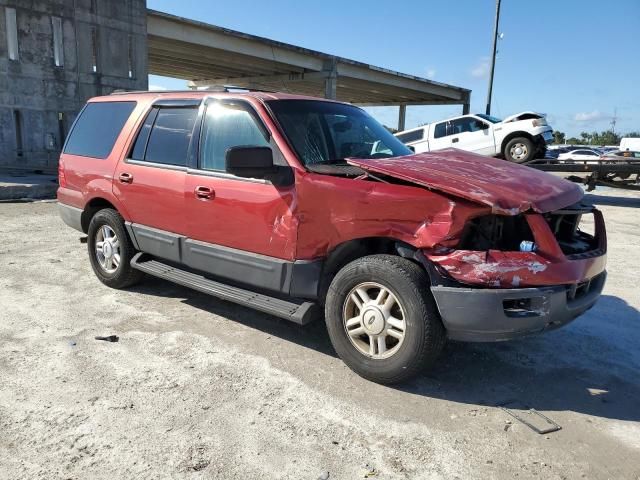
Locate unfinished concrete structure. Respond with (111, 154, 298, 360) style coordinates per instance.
(0, 2, 471, 172)
(0, 0, 148, 171)
(147, 10, 471, 131)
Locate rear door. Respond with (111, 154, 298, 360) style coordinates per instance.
(113, 100, 199, 262)
(182, 98, 297, 290)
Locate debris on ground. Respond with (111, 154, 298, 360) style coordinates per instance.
(499, 402, 562, 434)
(95, 335, 119, 342)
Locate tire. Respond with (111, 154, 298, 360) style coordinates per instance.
(324, 254, 446, 384)
(87, 208, 143, 289)
(504, 136, 535, 163)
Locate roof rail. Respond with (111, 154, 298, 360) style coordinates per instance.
(109, 86, 277, 95)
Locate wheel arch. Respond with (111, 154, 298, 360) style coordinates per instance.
(81, 197, 119, 233)
(500, 130, 534, 156)
(318, 236, 429, 302)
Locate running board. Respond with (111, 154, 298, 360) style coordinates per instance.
(130, 253, 316, 325)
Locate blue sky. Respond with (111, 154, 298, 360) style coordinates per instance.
(148, 0, 639, 137)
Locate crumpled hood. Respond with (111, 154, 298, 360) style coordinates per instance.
(347, 148, 583, 214)
(501, 111, 543, 123)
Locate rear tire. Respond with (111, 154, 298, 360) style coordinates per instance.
(504, 136, 534, 163)
(87, 208, 143, 289)
(324, 255, 445, 384)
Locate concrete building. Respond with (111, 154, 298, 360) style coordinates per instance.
(0, 0, 148, 171)
(0, 2, 470, 172)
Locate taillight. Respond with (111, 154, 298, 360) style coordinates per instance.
(532, 118, 547, 127)
(58, 158, 66, 188)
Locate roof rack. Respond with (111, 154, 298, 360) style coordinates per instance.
(109, 86, 277, 95)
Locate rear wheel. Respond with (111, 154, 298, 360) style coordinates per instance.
(87, 208, 143, 289)
(324, 255, 445, 384)
(504, 137, 535, 163)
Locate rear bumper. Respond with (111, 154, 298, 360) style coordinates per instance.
(58, 201, 83, 232)
(431, 271, 606, 342)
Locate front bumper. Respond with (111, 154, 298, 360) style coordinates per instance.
(431, 271, 606, 342)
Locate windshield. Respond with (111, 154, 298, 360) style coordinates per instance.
(476, 113, 502, 123)
(267, 100, 412, 165)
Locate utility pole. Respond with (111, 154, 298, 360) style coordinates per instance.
(485, 0, 501, 115)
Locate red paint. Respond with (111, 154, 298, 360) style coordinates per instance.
(348, 149, 584, 215)
(58, 91, 606, 291)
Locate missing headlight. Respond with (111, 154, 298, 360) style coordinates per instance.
(458, 214, 535, 251)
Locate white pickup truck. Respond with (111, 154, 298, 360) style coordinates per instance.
(395, 112, 554, 163)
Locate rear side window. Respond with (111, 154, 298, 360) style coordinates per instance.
(434, 122, 448, 139)
(130, 107, 198, 166)
(396, 129, 424, 144)
(64, 101, 136, 159)
(199, 102, 269, 171)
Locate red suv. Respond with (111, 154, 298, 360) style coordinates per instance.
(58, 91, 607, 384)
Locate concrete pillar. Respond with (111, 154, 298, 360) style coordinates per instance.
(462, 102, 470, 115)
(323, 58, 338, 100)
(398, 104, 407, 131)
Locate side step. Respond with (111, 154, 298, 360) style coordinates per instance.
(130, 253, 317, 325)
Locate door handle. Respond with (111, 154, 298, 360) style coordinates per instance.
(194, 186, 214, 200)
(451, 138, 459, 143)
(119, 172, 133, 183)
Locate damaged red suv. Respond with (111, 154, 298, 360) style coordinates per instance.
(58, 91, 607, 384)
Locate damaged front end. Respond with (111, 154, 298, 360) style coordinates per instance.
(423, 203, 607, 341)
(344, 152, 607, 341)
(424, 203, 607, 288)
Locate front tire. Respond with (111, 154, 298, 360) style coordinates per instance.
(504, 136, 534, 163)
(324, 255, 445, 384)
(87, 208, 143, 289)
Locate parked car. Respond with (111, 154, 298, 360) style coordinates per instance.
(394, 111, 553, 163)
(557, 148, 602, 163)
(58, 92, 607, 384)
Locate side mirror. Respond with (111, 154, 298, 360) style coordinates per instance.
(226, 146, 275, 178)
(225, 146, 293, 186)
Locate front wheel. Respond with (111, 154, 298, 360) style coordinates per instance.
(504, 137, 535, 163)
(324, 255, 446, 384)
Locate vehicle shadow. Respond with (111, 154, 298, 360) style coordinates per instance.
(129, 278, 640, 422)
(128, 277, 337, 357)
(584, 191, 640, 208)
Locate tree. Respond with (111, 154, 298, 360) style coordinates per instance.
(566, 137, 581, 145)
(552, 131, 566, 144)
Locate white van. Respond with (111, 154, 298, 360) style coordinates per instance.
(620, 137, 640, 152)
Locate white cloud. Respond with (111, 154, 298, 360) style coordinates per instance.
(471, 57, 490, 78)
(574, 110, 607, 122)
(425, 68, 436, 79)
(148, 84, 168, 91)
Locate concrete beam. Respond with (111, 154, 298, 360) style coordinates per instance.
(355, 100, 467, 107)
(147, 11, 325, 72)
(337, 62, 467, 101)
(189, 71, 329, 88)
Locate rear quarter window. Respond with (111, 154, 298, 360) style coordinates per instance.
(396, 129, 424, 144)
(63, 101, 136, 159)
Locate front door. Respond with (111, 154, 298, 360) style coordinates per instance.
(449, 117, 495, 155)
(113, 102, 199, 262)
(183, 99, 297, 291)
